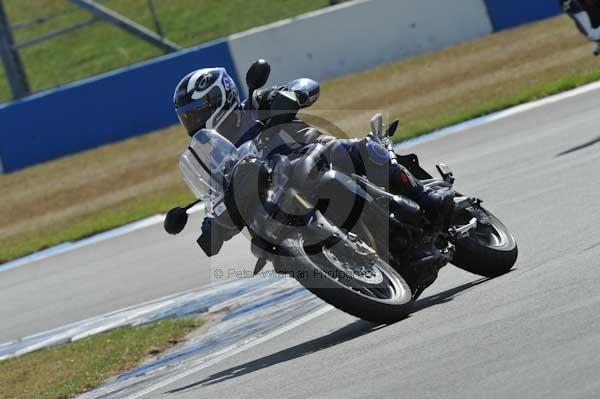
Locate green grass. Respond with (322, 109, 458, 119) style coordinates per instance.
(0, 0, 329, 102)
(0, 317, 203, 399)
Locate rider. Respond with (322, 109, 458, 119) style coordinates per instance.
(173, 66, 455, 251)
(562, 0, 600, 54)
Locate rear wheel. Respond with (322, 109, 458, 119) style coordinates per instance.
(451, 207, 518, 277)
(276, 234, 414, 324)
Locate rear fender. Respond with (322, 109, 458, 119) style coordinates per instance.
(395, 153, 433, 180)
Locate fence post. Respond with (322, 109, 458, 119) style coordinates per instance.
(0, 0, 29, 100)
(69, 0, 180, 53)
(146, 0, 164, 38)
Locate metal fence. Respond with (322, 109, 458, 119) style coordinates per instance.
(0, 0, 179, 100)
(0, 0, 345, 102)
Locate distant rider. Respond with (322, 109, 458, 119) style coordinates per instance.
(172, 66, 455, 252)
(562, 0, 600, 54)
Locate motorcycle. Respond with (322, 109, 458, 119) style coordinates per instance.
(562, 0, 600, 55)
(165, 62, 518, 324)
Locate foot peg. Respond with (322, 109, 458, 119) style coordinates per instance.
(436, 163, 455, 184)
(449, 218, 478, 240)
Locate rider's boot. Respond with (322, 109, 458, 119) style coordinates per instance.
(417, 186, 455, 223)
(390, 166, 455, 223)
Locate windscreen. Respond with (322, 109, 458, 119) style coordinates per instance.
(179, 129, 238, 200)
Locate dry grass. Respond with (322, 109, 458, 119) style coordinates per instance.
(0, 125, 195, 261)
(1, 15, 599, 262)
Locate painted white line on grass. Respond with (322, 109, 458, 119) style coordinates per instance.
(4, 79, 600, 271)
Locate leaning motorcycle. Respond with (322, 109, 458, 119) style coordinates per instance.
(165, 64, 518, 324)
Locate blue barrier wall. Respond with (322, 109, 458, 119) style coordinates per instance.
(485, 0, 563, 31)
(0, 39, 239, 173)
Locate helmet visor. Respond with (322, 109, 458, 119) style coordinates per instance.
(176, 99, 212, 135)
(176, 86, 224, 135)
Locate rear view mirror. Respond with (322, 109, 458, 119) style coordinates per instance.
(246, 59, 271, 91)
(386, 119, 399, 138)
(164, 207, 188, 235)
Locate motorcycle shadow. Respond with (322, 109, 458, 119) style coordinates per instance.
(166, 318, 382, 394)
(166, 277, 491, 394)
(412, 277, 490, 312)
(555, 135, 600, 157)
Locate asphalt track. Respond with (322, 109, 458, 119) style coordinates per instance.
(3, 85, 600, 398)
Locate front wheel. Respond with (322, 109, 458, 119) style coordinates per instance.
(276, 234, 414, 324)
(451, 207, 518, 277)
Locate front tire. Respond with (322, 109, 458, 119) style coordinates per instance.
(276, 234, 414, 324)
(451, 207, 518, 277)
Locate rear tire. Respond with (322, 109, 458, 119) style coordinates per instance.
(276, 234, 414, 324)
(451, 207, 518, 278)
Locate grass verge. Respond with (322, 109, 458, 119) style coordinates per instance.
(0, 0, 330, 102)
(0, 317, 203, 399)
(394, 67, 600, 140)
(1, 15, 599, 263)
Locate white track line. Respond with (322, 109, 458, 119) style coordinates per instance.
(4, 79, 600, 272)
(0, 204, 204, 273)
(0, 215, 164, 273)
(126, 305, 333, 399)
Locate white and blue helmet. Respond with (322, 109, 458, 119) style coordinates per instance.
(174, 67, 240, 136)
